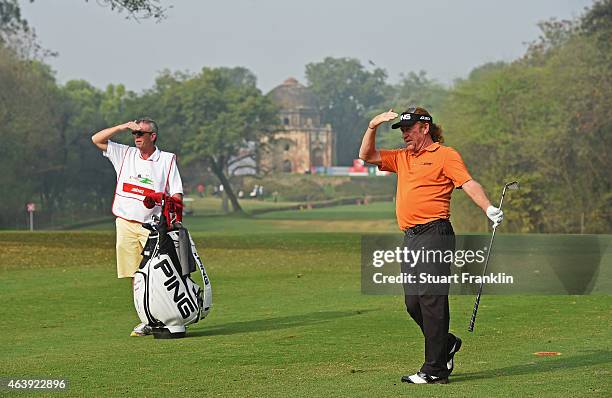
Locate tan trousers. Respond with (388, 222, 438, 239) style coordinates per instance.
(115, 217, 149, 278)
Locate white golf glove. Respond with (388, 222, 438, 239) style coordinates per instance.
(486, 205, 504, 228)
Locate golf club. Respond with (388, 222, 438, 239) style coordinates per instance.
(468, 181, 519, 332)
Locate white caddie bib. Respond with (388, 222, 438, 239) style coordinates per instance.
(104, 141, 182, 223)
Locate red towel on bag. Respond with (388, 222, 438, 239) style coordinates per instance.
(143, 192, 183, 227)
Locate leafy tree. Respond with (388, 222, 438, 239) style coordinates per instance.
(378, 71, 449, 149)
(1, 0, 168, 58)
(580, 0, 612, 40)
(138, 67, 278, 213)
(85, 0, 170, 20)
(305, 57, 388, 165)
(55, 80, 125, 215)
(0, 0, 28, 38)
(392, 71, 448, 112)
(441, 6, 611, 233)
(0, 46, 64, 225)
(1, 0, 168, 24)
(0, 0, 51, 59)
(0, 45, 139, 228)
(125, 70, 187, 154)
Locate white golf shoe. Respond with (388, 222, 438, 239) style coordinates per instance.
(130, 322, 152, 337)
(401, 372, 448, 384)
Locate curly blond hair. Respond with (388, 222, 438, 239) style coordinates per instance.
(412, 107, 443, 143)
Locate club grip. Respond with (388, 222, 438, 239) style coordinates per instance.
(468, 293, 481, 332)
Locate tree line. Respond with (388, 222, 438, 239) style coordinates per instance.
(440, 1, 611, 233)
(0, 0, 609, 232)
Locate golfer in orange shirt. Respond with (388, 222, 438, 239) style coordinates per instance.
(359, 107, 503, 384)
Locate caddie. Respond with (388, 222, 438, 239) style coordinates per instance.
(359, 107, 503, 384)
(91, 118, 183, 336)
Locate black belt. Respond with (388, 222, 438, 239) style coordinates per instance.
(404, 219, 450, 236)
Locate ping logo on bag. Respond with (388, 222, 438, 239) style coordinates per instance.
(154, 259, 197, 319)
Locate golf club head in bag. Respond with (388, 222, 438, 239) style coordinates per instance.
(468, 181, 518, 332)
(133, 193, 212, 339)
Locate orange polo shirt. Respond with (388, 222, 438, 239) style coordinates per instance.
(379, 142, 472, 230)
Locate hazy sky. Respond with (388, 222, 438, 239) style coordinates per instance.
(20, 0, 593, 93)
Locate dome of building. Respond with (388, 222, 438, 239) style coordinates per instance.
(267, 77, 319, 110)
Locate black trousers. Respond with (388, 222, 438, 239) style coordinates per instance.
(401, 219, 458, 377)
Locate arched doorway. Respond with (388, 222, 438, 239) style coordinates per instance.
(311, 147, 324, 167)
(282, 159, 293, 173)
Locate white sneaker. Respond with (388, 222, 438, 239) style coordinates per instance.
(130, 322, 152, 337)
(401, 372, 448, 384)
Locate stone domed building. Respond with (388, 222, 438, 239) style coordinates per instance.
(260, 78, 335, 173)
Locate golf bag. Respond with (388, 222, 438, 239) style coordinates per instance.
(133, 193, 212, 338)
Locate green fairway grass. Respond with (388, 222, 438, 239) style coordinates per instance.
(1, 231, 610, 397)
(188, 197, 301, 216)
(77, 215, 399, 234)
(255, 201, 396, 221)
(74, 203, 400, 234)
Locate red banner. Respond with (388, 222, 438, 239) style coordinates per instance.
(122, 183, 155, 197)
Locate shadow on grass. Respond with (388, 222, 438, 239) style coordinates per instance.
(452, 350, 611, 382)
(189, 309, 374, 337)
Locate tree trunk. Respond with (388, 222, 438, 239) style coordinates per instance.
(210, 159, 244, 214)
